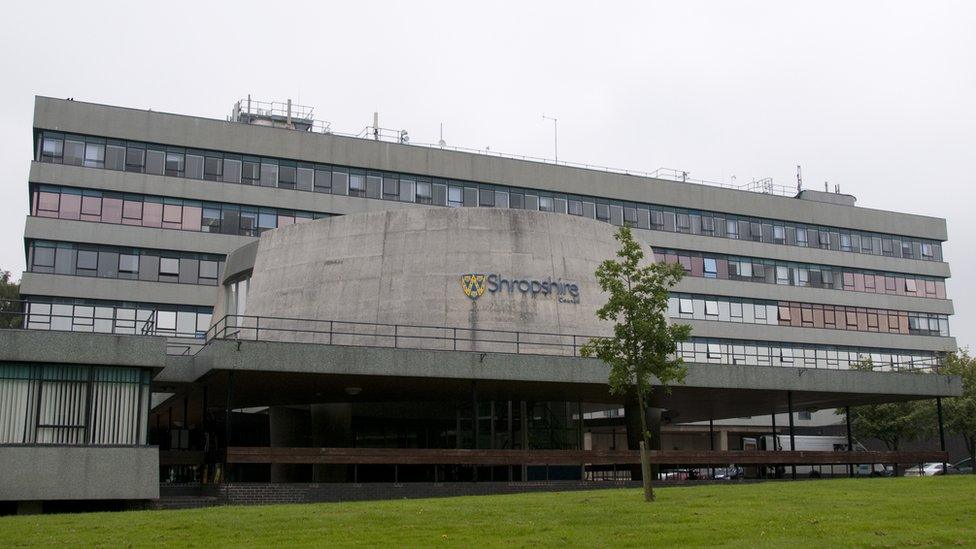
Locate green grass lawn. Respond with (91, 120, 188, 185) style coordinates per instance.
(2, 477, 974, 547)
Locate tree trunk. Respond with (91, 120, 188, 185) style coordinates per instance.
(636, 391, 654, 502)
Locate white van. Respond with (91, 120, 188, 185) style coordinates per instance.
(744, 435, 890, 478)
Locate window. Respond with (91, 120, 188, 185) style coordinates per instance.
(41, 136, 63, 162)
(125, 147, 145, 172)
(539, 196, 554, 212)
(794, 269, 809, 287)
(821, 269, 834, 286)
(901, 241, 913, 258)
(204, 156, 223, 181)
(568, 200, 583, 216)
(707, 343, 722, 360)
(118, 254, 139, 273)
(703, 258, 718, 278)
(921, 243, 934, 258)
(776, 266, 790, 285)
(798, 411, 812, 421)
(676, 213, 690, 232)
(905, 279, 917, 292)
(730, 301, 743, 319)
(146, 149, 165, 175)
(223, 158, 242, 184)
(278, 165, 297, 190)
(704, 300, 719, 317)
(105, 145, 126, 171)
(448, 186, 463, 207)
(185, 154, 204, 179)
(796, 228, 808, 247)
(199, 260, 219, 283)
(415, 181, 432, 204)
(259, 162, 278, 187)
(84, 143, 105, 168)
(159, 258, 180, 276)
(818, 231, 831, 248)
(77, 249, 98, 272)
(778, 306, 791, 321)
(701, 216, 715, 234)
(840, 234, 853, 251)
(780, 348, 794, 363)
(32, 245, 56, 269)
(63, 140, 85, 166)
(726, 217, 740, 237)
(349, 174, 366, 197)
(164, 151, 184, 177)
(679, 298, 693, 314)
(749, 222, 762, 241)
(314, 168, 332, 193)
(773, 225, 785, 243)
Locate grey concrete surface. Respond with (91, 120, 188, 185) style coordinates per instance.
(222, 240, 259, 284)
(0, 330, 166, 368)
(33, 97, 948, 240)
(20, 272, 220, 307)
(0, 445, 159, 501)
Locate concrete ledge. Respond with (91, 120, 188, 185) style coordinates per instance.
(0, 445, 159, 501)
(0, 330, 167, 368)
(20, 272, 219, 307)
(683, 319, 957, 352)
(25, 215, 256, 256)
(676, 277, 954, 315)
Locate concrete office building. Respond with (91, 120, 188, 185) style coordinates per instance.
(0, 97, 961, 510)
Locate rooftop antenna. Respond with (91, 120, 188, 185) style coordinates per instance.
(438, 123, 446, 147)
(834, 183, 841, 194)
(796, 165, 803, 193)
(373, 112, 379, 140)
(541, 114, 558, 163)
(824, 181, 829, 192)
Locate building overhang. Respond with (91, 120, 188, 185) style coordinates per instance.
(151, 339, 962, 423)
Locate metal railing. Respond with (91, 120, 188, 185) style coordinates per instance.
(206, 314, 942, 373)
(207, 314, 597, 358)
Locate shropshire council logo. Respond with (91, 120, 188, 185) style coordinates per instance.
(461, 274, 488, 299)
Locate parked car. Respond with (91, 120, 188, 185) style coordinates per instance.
(952, 458, 972, 475)
(711, 466, 744, 480)
(904, 462, 957, 476)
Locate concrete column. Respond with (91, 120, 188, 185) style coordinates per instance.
(718, 429, 729, 451)
(269, 405, 311, 482)
(311, 403, 353, 482)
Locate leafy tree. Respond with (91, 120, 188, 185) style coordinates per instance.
(581, 226, 691, 502)
(0, 269, 21, 329)
(841, 358, 931, 475)
(942, 350, 976, 474)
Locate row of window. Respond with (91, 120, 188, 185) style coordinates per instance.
(668, 294, 950, 337)
(22, 298, 213, 339)
(656, 249, 947, 300)
(27, 241, 224, 286)
(0, 364, 149, 445)
(31, 185, 331, 236)
(677, 338, 938, 372)
(36, 131, 945, 262)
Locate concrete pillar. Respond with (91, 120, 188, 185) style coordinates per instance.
(718, 429, 729, 451)
(269, 405, 311, 482)
(311, 403, 353, 482)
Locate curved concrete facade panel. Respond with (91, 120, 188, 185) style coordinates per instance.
(240, 208, 623, 336)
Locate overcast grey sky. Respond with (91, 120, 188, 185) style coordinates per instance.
(0, 1, 973, 348)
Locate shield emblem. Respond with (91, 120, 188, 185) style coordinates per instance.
(461, 274, 487, 299)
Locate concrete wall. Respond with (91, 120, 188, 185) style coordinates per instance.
(241, 208, 621, 336)
(0, 330, 167, 368)
(0, 445, 159, 501)
(33, 97, 948, 240)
